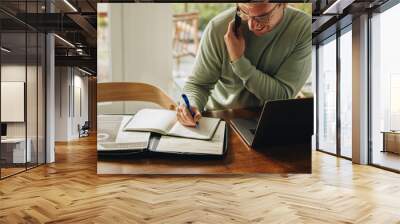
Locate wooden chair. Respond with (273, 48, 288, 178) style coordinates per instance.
(172, 12, 200, 69)
(97, 82, 177, 110)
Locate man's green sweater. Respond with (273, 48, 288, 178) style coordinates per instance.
(183, 6, 312, 111)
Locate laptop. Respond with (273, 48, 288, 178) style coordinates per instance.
(230, 98, 314, 148)
(1, 123, 7, 140)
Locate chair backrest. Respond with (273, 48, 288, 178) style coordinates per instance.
(82, 121, 90, 129)
(172, 12, 199, 59)
(97, 82, 177, 110)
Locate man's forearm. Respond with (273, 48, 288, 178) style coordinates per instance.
(230, 56, 294, 101)
(183, 79, 211, 111)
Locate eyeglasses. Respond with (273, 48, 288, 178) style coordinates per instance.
(236, 4, 281, 25)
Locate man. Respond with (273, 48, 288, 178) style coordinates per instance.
(177, 3, 311, 127)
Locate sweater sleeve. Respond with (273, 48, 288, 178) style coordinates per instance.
(182, 21, 223, 111)
(230, 23, 312, 101)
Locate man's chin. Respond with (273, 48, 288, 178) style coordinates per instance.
(252, 28, 269, 36)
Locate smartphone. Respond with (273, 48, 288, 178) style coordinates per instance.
(234, 13, 241, 37)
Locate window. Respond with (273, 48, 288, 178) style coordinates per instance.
(339, 27, 352, 158)
(317, 36, 337, 154)
(371, 2, 400, 171)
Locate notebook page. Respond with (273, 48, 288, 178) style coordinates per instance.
(98, 115, 150, 151)
(167, 117, 220, 140)
(155, 121, 226, 155)
(124, 109, 177, 134)
(115, 116, 150, 148)
(97, 115, 123, 143)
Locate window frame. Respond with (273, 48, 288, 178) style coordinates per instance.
(0, 1, 48, 179)
(315, 24, 353, 161)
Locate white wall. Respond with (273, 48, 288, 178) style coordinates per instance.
(71, 74, 89, 138)
(1, 65, 33, 137)
(55, 67, 69, 141)
(98, 3, 174, 115)
(75, 74, 89, 123)
(55, 67, 89, 141)
(1, 64, 46, 164)
(1, 65, 26, 81)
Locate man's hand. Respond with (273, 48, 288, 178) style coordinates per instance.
(176, 104, 202, 127)
(224, 20, 245, 62)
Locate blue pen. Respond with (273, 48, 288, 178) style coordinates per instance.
(181, 94, 198, 127)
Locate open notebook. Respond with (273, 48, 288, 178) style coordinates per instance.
(97, 114, 228, 156)
(123, 108, 220, 140)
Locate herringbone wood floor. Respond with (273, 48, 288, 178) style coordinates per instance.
(1, 135, 400, 224)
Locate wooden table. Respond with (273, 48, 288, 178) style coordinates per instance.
(1, 138, 32, 165)
(97, 108, 311, 174)
(381, 131, 400, 154)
